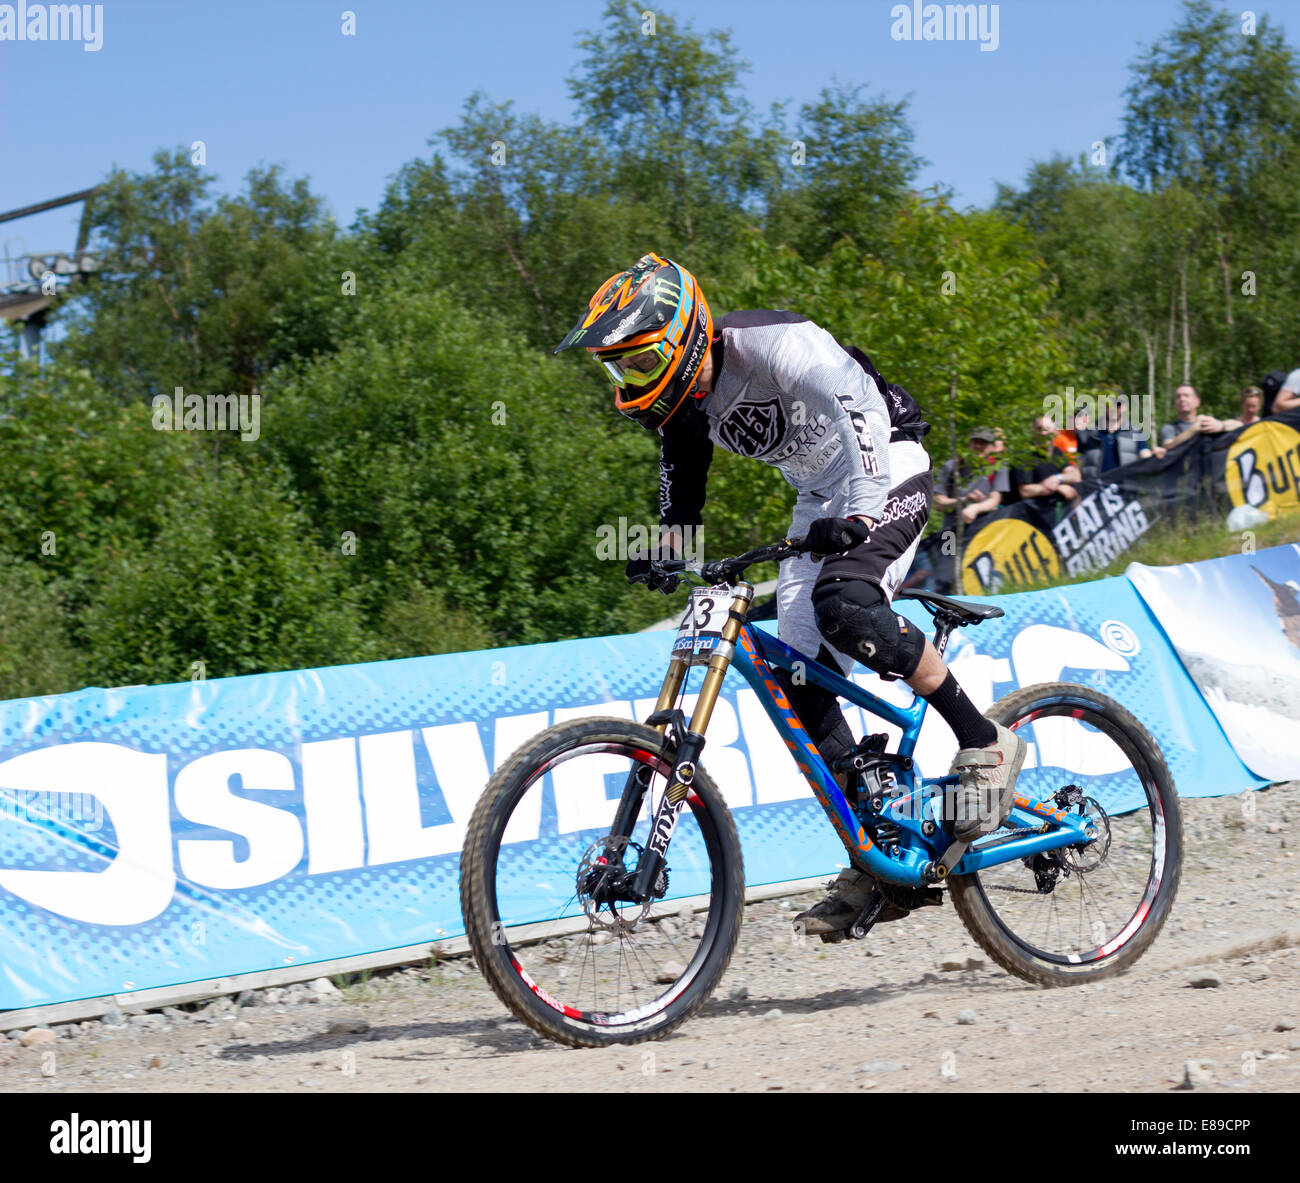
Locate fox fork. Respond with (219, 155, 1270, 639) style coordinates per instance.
(605, 580, 756, 902)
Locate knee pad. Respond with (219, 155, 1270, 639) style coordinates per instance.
(811, 579, 924, 680)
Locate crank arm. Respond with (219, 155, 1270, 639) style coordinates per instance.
(848, 892, 888, 939)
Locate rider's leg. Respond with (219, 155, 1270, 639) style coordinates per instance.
(905, 638, 996, 749)
(811, 445, 1025, 845)
(813, 580, 1025, 841)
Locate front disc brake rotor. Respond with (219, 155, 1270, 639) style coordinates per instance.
(575, 835, 665, 931)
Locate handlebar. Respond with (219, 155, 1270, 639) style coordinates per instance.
(633, 535, 811, 592)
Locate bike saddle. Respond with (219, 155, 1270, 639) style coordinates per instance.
(895, 588, 1003, 625)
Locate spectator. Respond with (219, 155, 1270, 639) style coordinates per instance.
(929, 426, 1011, 593)
(1052, 407, 1083, 465)
(1076, 399, 1165, 479)
(1007, 415, 1081, 530)
(1223, 386, 1263, 431)
(1276, 367, 1300, 414)
(1160, 384, 1224, 449)
(1261, 370, 1288, 416)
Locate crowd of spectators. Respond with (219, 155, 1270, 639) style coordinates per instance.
(903, 368, 1300, 595)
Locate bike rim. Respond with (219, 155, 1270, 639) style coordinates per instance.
(482, 740, 726, 1031)
(971, 698, 1169, 966)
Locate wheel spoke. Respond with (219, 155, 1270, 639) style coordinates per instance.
(964, 693, 1177, 971)
(463, 726, 740, 1045)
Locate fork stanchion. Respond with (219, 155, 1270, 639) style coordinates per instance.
(647, 659, 688, 730)
(630, 581, 755, 903)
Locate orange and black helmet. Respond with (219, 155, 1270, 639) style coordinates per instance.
(554, 253, 713, 431)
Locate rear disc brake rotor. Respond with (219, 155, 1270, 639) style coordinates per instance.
(1061, 795, 1111, 873)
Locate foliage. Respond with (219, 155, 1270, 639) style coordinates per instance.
(8, 0, 1300, 696)
(56, 150, 343, 404)
(259, 273, 659, 645)
(80, 466, 372, 686)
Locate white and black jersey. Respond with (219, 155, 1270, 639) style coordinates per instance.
(655, 310, 934, 668)
(658, 310, 929, 529)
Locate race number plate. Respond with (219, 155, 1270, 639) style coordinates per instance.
(671, 585, 732, 662)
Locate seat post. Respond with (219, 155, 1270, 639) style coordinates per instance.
(931, 613, 958, 658)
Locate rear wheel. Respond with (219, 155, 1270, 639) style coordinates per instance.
(460, 718, 744, 1047)
(949, 683, 1182, 985)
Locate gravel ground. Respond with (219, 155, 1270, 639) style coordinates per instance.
(3, 781, 1298, 1094)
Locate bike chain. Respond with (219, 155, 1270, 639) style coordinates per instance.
(978, 826, 1062, 894)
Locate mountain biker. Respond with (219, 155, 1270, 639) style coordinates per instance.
(554, 253, 1026, 939)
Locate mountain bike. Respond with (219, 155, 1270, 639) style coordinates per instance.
(459, 536, 1182, 1048)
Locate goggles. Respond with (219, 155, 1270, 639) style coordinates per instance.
(598, 342, 672, 388)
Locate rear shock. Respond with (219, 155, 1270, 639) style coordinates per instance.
(835, 734, 911, 858)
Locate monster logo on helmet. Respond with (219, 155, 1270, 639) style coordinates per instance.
(554, 253, 714, 432)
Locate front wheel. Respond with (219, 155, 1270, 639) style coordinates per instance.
(460, 718, 744, 1047)
(949, 682, 1182, 986)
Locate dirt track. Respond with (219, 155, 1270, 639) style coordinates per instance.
(3, 782, 1298, 1093)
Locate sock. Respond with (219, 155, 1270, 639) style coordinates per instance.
(923, 671, 997, 750)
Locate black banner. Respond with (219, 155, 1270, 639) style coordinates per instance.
(958, 409, 1300, 595)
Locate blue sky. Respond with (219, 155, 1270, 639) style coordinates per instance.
(1, 0, 1291, 262)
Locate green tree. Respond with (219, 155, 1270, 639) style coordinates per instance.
(261, 269, 664, 644)
(1116, 0, 1300, 396)
(81, 467, 372, 686)
(55, 150, 342, 406)
(0, 357, 193, 608)
(567, 1, 782, 276)
(766, 83, 924, 262)
(423, 93, 669, 350)
(0, 560, 81, 700)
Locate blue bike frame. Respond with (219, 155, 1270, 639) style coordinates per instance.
(729, 620, 1091, 886)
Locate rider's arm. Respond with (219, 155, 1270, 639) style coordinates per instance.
(658, 399, 713, 554)
(767, 322, 893, 522)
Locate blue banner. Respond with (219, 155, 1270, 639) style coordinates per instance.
(0, 573, 1266, 1010)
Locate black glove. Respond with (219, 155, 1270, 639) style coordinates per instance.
(805, 516, 870, 561)
(626, 556, 681, 595)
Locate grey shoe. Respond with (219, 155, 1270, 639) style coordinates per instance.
(950, 722, 1027, 841)
(793, 868, 908, 937)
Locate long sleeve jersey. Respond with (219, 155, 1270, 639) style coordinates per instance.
(658, 310, 929, 528)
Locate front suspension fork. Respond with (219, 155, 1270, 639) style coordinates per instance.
(621, 582, 754, 901)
